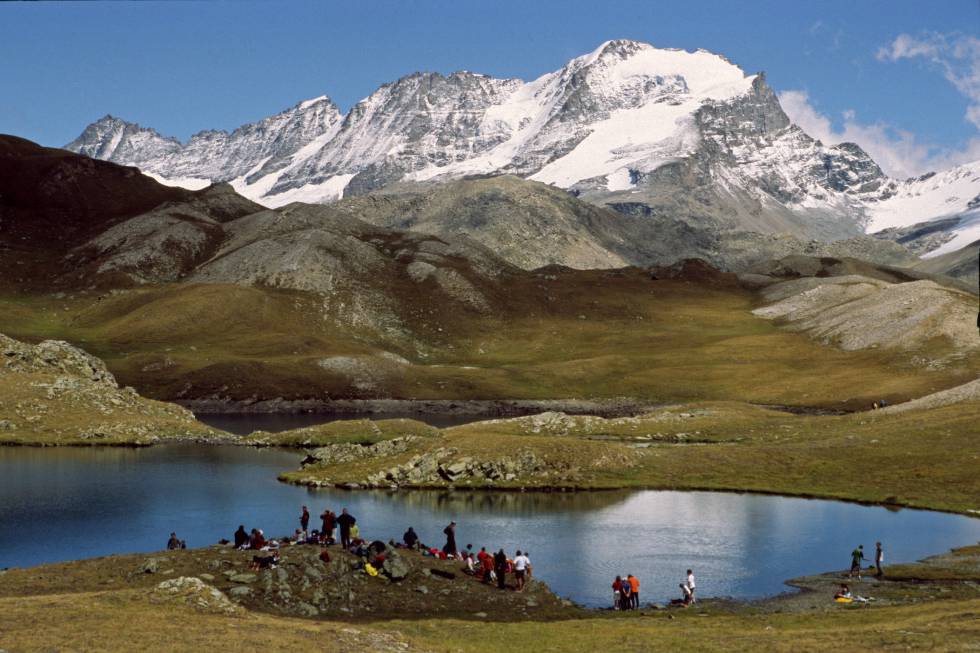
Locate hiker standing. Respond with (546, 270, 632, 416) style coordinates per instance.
(477, 547, 492, 583)
(849, 545, 868, 579)
(494, 549, 507, 590)
(337, 508, 356, 549)
(875, 542, 884, 578)
(321, 509, 336, 544)
(628, 574, 640, 609)
(513, 550, 531, 592)
(612, 576, 623, 609)
(166, 532, 181, 550)
(300, 506, 310, 534)
(685, 569, 696, 604)
(443, 521, 457, 557)
(620, 575, 633, 607)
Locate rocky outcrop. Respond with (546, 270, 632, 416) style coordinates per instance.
(301, 436, 421, 466)
(1, 334, 117, 386)
(0, 332, 221, 444)
(366, 449, 547, 487)
(150, 576, 243, 615)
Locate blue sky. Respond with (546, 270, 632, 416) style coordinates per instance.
(1, 0, 978, 175)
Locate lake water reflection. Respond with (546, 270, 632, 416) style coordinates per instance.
(2, 445, 978, 607)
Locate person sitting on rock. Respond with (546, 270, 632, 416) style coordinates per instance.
(166, 532, 181, 550)
(368, 540, 387, 560)
(233, 525, 249, 549)
(403, 527, 419, 549)
(249, 529, 266, 550)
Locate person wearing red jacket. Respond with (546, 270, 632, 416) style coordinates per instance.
(612, 575, 623, 610)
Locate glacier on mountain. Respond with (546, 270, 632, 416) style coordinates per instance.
(65, 39, 980, 248)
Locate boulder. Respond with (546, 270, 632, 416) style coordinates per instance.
(382, 552, 410, 581)
(138, 557, 164, 574)
(228, 573, 258, 583)
(151, 576, 241, 615)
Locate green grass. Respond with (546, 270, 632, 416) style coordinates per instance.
(278, 400, 980, 515)
(0, 276, 975, 410)
(1, 544, 978, 652)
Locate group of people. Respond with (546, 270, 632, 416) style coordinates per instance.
(611, 574, 641, 609)
(166, 532, 186, 550)
(849, 542, 885, 580)
(611, 569, 694, 610)
(179, 507, 914, 612)
(398, 521, 534, 592)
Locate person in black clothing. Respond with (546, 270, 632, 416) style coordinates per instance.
(337, 508, 356, 549)
(166, 532, 181, 550)
(233, 525, 249, 549)
(403, 526, 419, 549)
(494, 549, 507, 590)
(443, 521, 457, 557)
(300, 505, 310, 534)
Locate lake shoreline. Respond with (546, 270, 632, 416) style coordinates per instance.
(1, 537, 976, 620)
(3, 435, 978, 519)
(179, 396, 665, 417)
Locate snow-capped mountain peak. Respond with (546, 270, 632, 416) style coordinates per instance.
(64, 40, 980, 250)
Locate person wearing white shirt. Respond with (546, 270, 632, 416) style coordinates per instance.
(513, 550, 531, 592)
(686, 569, 696, 604)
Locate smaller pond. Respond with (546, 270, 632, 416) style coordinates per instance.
(1, 445, 978, 608)
(194, 411, 485, 435)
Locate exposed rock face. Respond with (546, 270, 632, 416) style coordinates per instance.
(753, 276, 979, 357)
(178, 202, 516, 336)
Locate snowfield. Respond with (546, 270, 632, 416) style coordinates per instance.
(66, 39, 980, 254)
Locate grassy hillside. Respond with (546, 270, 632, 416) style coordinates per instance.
(0, 271, 975, 410)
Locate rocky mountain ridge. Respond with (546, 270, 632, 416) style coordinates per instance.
(66, 39, 975, 247)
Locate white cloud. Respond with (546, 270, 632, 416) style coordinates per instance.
(779, 89, 980, 179)
(876, 32, 980, 130)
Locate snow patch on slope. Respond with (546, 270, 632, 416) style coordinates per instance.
(144, 171, 212, 191)
(867, 162, 980, 232)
